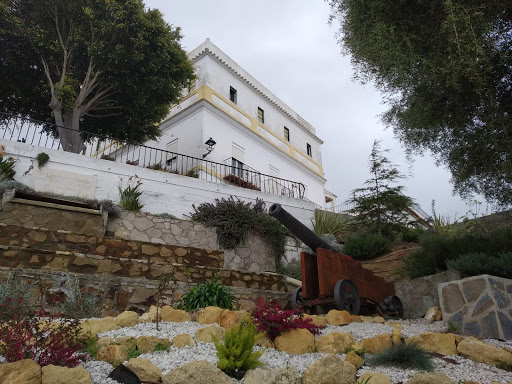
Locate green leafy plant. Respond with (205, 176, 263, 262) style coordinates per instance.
(176, 273, 238, 311)
(368, 342, 433, 371)
(344, 346, 370, 358)
(84, 337, 100, 359)
(400, 227, 425, 243)
(446, 252, 512, 279)
(127, 346, 141, 359)
(147, 162, 165, 171)
(0, 147, 16, 181)
(152, 343, 170, 352)
(213, 316, 264, 380)
(59, 276, 105, 319)
(447, 320, 461, 333)
(276, 258, 302, 280)
(36, 152, 50, 168)
(191, 197, 288, 269)
(496, 361, 512, 372)
(118, 178, 144, 212)
(343, 232, 392, 260)
(312, 210, 347, 242)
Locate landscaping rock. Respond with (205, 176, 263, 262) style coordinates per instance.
(392, 328, 402, 344)
(405, 332, 458, 355)
(96, 345, 129, 364)
(302, 314, 327, 328)
(115, 311, 139, 328)
(302, 355, 356, 384)
(160, 306, 192, 322)
(136, 335, 170, 353)
(275, 328, 315, 354)
(195, 324, 225, 343)
(80, 317, 119, 337)
(255, 334, 274, 349)
(360, 333, 392, 354)
(173, 333, 195, 348)
(408, 372, 455, 384)
(457, 336, 512, 365)
(349, 315, 362, 323)
(345, 351, 363, 369)
(360, 316, 385, 323)
(197, 306, 224, 324)
(359, 372, 391, 384)
(325, 309, 351, 326)
(126, 358, 162, 382)
(424, 307, 442, 322)
(41, 365, 93, 384)
(162, 360, 234, 384)
(315, 332, 355, 354)
(0, 359, 41, 384)
(218, 310, 242, 329)
(97, 336, 136, 351)
(140, 305, 159, 322)
(242, 367, 301, 384)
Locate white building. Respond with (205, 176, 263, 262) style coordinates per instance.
(136, 39, 330, 208)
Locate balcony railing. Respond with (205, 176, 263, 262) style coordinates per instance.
(0, 113, 305, 199)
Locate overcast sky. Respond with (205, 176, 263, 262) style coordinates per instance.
(146, 0, 486, 219)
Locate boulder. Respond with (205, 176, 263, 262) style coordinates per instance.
(96, 345, 129, 364)
(325, 310, 351, 326)
(302, 355, 356, 384)
(41, 365, 92, 384)
(80, 317, 119, 338)
(457, 337, 512, 365)
(345, 351, 363, 369)
(359, 372, 391, 384)
(275, 328, 315, 354)
(406, 332, 458, 355)
(302, 314, 327, 328)
(140, 305, 159, 322)
(97, 336, 136, 351)
(136, 336, 170, 354)
(115, 311, 139, 328)
(173, 333, 195, 348)
(392, 328, 402, 344)
(360, 334, 392, 354)
(349, 315, 362, 323)
(162, 360, 234, 384)
(315, 332, 355, 354)
(195, 325, 225, 343)
(218, 310, 242, 329)
(0, 359, 41, 384)
(360, 316, 385, 323)
(255, 334, 274, 349)
(160, 306, 192, 322)
(242, 367, 301, 384)
(126, 358, 162, 382)
(424, 307, 442, 322)
(408, 372, 455, 384)
(197, 306, 224, 324)
(388, 321, 403, 329)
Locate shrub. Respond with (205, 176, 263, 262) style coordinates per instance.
(0, 274, 37, 322)
(276, 258, 302, 280)
(400, 227, 425, 243)
(251, 298, 320, 342)
(118, 180, 144, 211)
(321, 233, 344, 253)
(446, 252, 512, 279)
(36, 152, 50, 168)
(368, 342, 433, 371)
(213, 317, 264, 379)
(176, 273, 238, 312)
(191, 197, 288, 268)
(312, 210, 347, 241)
(342, 232, 392, 260)
(59, 277, 105, 319)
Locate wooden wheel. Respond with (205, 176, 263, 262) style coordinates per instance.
(334, 279, 360, 315)
(291, 286, 306, 310)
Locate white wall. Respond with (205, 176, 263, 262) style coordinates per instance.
(3, 141, 316, 228)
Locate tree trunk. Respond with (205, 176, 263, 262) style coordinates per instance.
(53, 108, 85, 153)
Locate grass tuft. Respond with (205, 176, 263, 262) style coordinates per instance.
(368, 342, 433, 371)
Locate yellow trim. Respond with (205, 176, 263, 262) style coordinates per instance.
(177, 85, 324, 177)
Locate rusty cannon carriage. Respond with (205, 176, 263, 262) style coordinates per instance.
(269, 203, 403, 316)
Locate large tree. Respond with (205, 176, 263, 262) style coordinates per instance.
(0, 0, 195, 152)
(347, 140, 413, 236)
(328, 0, 512, 208)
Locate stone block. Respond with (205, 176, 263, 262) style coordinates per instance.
(395, 270, 460, 318)
(439, 275, 512, 340)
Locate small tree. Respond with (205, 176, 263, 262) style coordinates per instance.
(347, 140, 413, 237)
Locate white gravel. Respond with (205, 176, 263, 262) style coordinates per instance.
(98, 321, 209, 340)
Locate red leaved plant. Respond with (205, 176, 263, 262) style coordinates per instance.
(251, 298, 320, 341)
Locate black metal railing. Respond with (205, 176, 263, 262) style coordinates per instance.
(0, 112, 305, 199)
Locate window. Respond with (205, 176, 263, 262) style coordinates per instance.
(229, 86, 237, 104)
(284, 127, 290, 141)
(257, 107, 264, 124)
(306, 143, 312, 157)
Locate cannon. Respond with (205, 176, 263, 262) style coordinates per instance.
(269, 203, 403, 316)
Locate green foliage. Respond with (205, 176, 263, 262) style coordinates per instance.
(343, 232, 392, 260)
(447, 320, 461, 334)
(176, 273, 238, 312)
(191, 197, 288, 269)
(0, 156, 16, 181)
(344, 346, 370, 357)
(346, 141, 414, 237)
(404, 228, 512, 278)
(59, 276, 105, 319)
(312, 210, 347, 241)
(118, 180, 144, 212)
(153, 212, 177, 220)
(446, 252, 512, 279)
(0, 273, 37, 322)
(84, 338, 100, 359)
(213, 317, 264, 379)
(399, 227, 425, 243)
(496, 361, 512, 372)
(276, 258, 302, 280)
(1, 0, 196, 152)
(328, 0, 512, 207)
(321, 233, 344, 253)
(127, 346, 141, 360)
(36, 152, 49, 168)
(368, 342, 433, 371)
(152, 343, 170, 353)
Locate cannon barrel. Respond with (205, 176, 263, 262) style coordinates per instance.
(268, 203, 336, 253)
